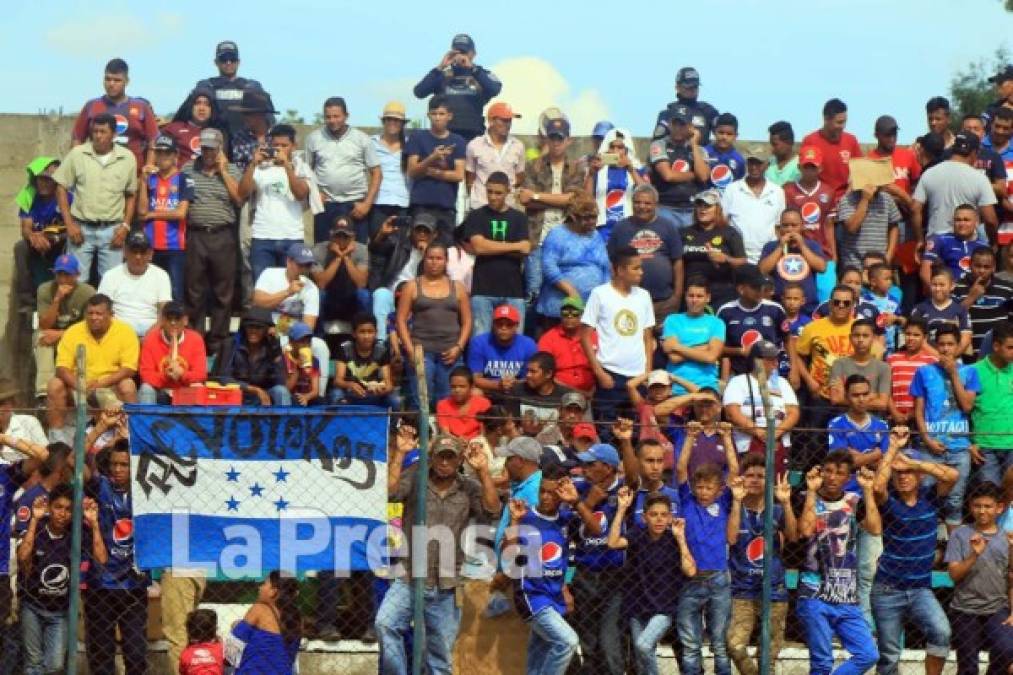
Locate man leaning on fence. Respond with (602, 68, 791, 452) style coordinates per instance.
(378, 434, 500, 675)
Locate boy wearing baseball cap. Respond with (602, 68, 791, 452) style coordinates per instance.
(35, 254, 95, 399)
(465, 101, 525, 208)
(139, 135, 195, 302)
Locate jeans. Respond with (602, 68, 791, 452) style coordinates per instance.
(528, 607, 580, 675)
(676, 571, 732, 675)
(315, 200, 369, 244)
(978, 449, 1013, 487)
(951, 608, 1013, 675)
(525, 244, 543, 298)
(871, 584, 950, 673)
(658, 205, 694, 228)
(69, 221, 120, 285)
(727, 598, 788, 675)
(920, 449, 971, 525)
(241, 384, 292, 406)
(570, 567, 624, 675)
(84, 587, 149, 675)
(591, 370, 631, 443)
(21, 602, 67, 675)
(471, 295, 526, 336)
(250, 237, 303, 286)
(316, 571, 375, 638)
(138, 383, 173, 405)
(857, 529, 882, 628)
(407, 351, 459, 411)
(375, 579, 460, 675)
(630, 614, 672, 675)
(153, 249, 186, 302)
(796, 598, 879, 675)
(372, 288, 395, 342)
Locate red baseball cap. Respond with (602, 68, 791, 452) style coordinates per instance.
(487, 101, 521, 120)
(572, 422, 597, 440)
(492, 304, 521, 324)
(799, 146, 823, 168)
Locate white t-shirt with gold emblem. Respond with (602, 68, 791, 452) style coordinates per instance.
(581, 282, 655, 377)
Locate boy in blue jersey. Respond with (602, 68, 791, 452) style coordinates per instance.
(911, 267, 973, 355)
(703, 113, 745, 193)
(827, 373, 890, 623)
(83, 440, 151, 675)
(797, 454, 881, 675)
(675, 420, 740, 675)
(505, 467, 599, 675)
(726, 454, 797, 675)
(608, 488, 697, 675)
(910, 324, 980, 531)
(919, 204, 989, 290)
(781, 282, 812, 386)
(871, 427, 958, 675)
(862, 263, 903, 354)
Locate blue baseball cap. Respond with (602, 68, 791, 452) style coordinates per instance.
(591, 120, 614, 138)
(287, 321, 313, 341)
(52, 253, 81, 275)
(576, 443, 620, 467)
(286, 242, 315, 266)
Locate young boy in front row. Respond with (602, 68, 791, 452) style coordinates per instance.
(944, 481, 1013, 675)
(675, 420, 740, 675)
(608, 487, 697, 675)
(725, 454, 797, 675)
(796, 452, 881, 675)
(505, 466, 601, 675)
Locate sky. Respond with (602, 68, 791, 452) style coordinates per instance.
(4, 0, 1013, 143)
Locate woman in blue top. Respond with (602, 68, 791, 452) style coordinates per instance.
(230, 571, 302, 674)
(537, 193, 611, 319)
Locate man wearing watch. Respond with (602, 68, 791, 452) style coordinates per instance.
(54, 113, 138, 285)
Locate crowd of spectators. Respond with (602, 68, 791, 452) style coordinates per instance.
(4, 32, 1013, 675)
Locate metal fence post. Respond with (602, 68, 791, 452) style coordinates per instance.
(66, 345, 88, 675)
(411, 346, 430, 675)
(754, 361, 776, 675)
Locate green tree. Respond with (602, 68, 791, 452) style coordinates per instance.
(949, 46, 1009, 122)
(279, 108, 305, 124)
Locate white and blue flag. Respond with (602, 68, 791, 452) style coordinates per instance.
(127, 406, 389, 576)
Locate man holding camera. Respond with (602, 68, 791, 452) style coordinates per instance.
(413, 34, 503, 141)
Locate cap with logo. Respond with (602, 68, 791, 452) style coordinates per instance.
(492, 304, 521, 324)
(676, 67, 701, 86)
(381, 101, 407, 121)
(432, 434, 464, 456)
(874, 115, 899, 135)
(647, 370, 671, 387)
(693, 189, 721, 206)
(215, 41, 239, 60)
(495, 436, 542, 462)
(572, 422, 597, 440)
(560, 392, 588, 410)
(669, 105, 691, 125)
(153, 134, 176, 152)
(125, 230, 152, 251)
(798, 146, 823, 167)
(951, 131, 980, 156)
(487, 101, 521, 120)
(576, 443, 620, 467)
(560, 296, 585, 312)
(52, 253, 81, 275)
(162, 301, 185, 319)
(286, 243, 316, 266)
(199, 128, 224, 149)
(591, 120, 615, 138)
(288, 321, 314, 342)
(542, 117, 571, 139)
(749, 340, 780, 360)
(735, 263, 770, 288)
(451, 33, 475, 53)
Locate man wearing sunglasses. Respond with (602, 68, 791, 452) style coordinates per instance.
(797, 284, 858, 405)
(194, 41, 268, 139)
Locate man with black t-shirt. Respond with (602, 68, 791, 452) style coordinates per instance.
(680, 190, 748, 310)
(464, 171, 530, 335)
(504, 351, 576, 443)
(648, 108, 708, 226)
(194, 41, 267, 139)
(652, 66, 720, 145)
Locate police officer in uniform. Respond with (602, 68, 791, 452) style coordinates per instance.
(413, 34, 502, 141)
(653, 66, 720, 145)
(194, 41, 268, 138)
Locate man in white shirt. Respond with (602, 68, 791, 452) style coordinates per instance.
(580, 245, 655, 440)
(722, 340, 800, 474)
(305, 97, 381, 244)
(253, 243, 329, 396)
(0, 380, 47, 463)
(97, 230, 172, 336)
(238, 123, 313, 284)
(465, 101, 526, 209)
(722, 147, 786, 263)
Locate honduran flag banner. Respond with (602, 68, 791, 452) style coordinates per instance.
(126, 406, 389, 576)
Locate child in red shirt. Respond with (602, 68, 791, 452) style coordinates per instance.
(179, 608, 223, 675)
(436, 366, 491, 440)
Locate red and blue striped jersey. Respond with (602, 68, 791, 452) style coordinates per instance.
(145, 171, 195, 251)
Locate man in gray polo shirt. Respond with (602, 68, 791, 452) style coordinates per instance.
(182, 128, 244, 355)
(305, 97, 381, 244)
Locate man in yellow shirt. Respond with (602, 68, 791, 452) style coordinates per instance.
(47, 293, 138, 429)
(796, 284, 856, 404)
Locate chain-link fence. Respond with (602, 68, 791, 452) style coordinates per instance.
(2, 394, 1012, 674)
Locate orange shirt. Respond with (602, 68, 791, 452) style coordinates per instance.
(436, 394, 492, 440)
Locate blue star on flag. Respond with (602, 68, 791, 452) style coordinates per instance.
(273, 466, 290, 483)
(225, 496, 240, 512)
(249, 482, 265, 497)
(225, 466, 241, 482)
(274, 497, 289, 511)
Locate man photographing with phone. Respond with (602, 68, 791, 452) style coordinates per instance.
(413, 33, 502, 141)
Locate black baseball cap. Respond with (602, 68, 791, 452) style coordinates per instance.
(451, 34, 475, 53)
(162, 301, 185, 319)
(216, 41, 239, 60)
(153, 134, 176, 152)
(676, 67, 701, 86)
(735, 264, 770, 288)
(874, 115, 899, 135)
(125, 230, 152, 251)
(951, 131, 980, 156)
